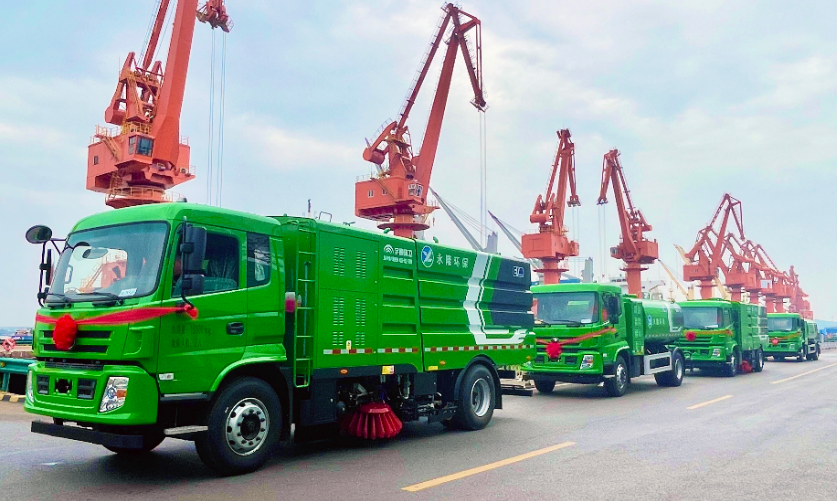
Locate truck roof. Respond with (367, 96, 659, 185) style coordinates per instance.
(768, 312, 802, 318)
(73, 202, 281, 235)
(532, 283, 621, 294)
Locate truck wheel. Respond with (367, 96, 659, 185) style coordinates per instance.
(195, 377, 282, 475)
(534, 379, 556, 394)
(655, 352, 685, 387)
(753, 349, 765, 373)
(797, 345, 807, 362)
(103, 434, 164, 455)
(451, 365, 496, 431)
(812, 344, 821, 361)
(604, 356, 629, 397)
(724, 351, 738, 377)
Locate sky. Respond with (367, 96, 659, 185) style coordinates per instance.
(1, 0, 836, 325)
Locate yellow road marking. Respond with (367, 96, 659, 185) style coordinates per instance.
(687, 394, 733, 410)
(771, 362, 837, 385)
(402, 441, 576, 492)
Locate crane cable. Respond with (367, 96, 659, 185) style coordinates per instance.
(206, 29, 216, 206)
(479, 111, 487, 248)
(205, 29, 229, 207)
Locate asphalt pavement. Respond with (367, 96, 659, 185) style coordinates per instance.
(2, 352, 837, 500)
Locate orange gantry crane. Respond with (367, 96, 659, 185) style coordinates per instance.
(356, 3, 486, 238)
(722, 235, 762, 303)
(87, 0, 231, 208)
(596, 149, 658, 296)
(681, 194, 744, 299)
(748, 243, 791, 313)
(788, 266, 813, 319)
(521, 129, 580, 285)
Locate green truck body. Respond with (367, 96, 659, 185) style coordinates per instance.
(24, 203, 535, 473)
(764, 313, 820, 362)
(676, 299, 767, 376)
(522, 283, 686, 397)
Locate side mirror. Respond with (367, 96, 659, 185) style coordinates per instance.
(608, 296, 622, 321)
(25, 225, 53, 244)
(179, 223, 206, 296)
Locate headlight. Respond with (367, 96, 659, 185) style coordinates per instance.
(712, 348, 721, 358)
(99, 377, 129, 413)
(26, 371, 33, 402)
(580, 355, 594, 370)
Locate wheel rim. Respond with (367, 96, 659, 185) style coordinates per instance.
(731, 353, 737, 374)
(616, 362, 627, 389)
(470, 378, 492, 417)
(225, 398, 270, 457)
(675, 357, 684, 380)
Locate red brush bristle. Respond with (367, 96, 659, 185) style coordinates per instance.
(740, 360, 753, 373)
(341, 402, 403, 439)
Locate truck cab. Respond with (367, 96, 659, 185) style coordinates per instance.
(676, 299, 767, 376)
(522, 283, 685, 397)
(765, 313, 820, 362)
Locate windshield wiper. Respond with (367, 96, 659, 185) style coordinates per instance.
(539, 319, 583, 327)
(76, 291, 125, 306)
(45, 292, 72, 308)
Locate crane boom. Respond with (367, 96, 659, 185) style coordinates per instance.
(681, 194, 743, 299)
(431, 188, 497, 253)
(87, 0, 231, 208)
(520, 129, 580, 284)
(356, 3, 486, 238)
(597, 149, 658, 296)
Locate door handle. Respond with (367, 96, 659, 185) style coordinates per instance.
(226, 322, 245, 335)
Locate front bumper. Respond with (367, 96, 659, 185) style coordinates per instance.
(31, 420, 151, 449)
(764, 342, 801, 357)
(679, 345, 729, 368)
(24, 362, 159, 425)
(523, 350, 605, 383)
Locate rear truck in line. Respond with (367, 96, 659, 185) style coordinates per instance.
(764, 313, 820, 362)
(675, 299, 767, 376)
(521, 283, 686, 397)
(22, 203, 535, 474)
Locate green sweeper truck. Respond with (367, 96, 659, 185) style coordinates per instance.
(22, 203, 536, 474)
(522, 283, 686, 397)
(764, 313, 820, 362)
(675, 299, 767, 376)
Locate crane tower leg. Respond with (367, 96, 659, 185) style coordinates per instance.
(699, 280, 715, 299)
(538, 258, 568, 285)
(624, 263, 645, 297)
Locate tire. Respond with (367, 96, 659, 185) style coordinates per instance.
(812, 344, 821, 361)
(724, 350, 738, 378)
(195, 377, 282, 475)
(798, 345, 807, 362)
(534, 379, 556, 394)
(451, 365, 496, 431)
(655, 351, 685, 387)
(104, 434, 164, 455)
(753, 349, 765, 373)
(604, 356, 629, 397)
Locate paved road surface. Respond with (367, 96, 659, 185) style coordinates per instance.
(2, 353, 837, 500)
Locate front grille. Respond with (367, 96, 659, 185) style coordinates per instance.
(44, 360, 105, 371)
(42, 330, 111, 339)
(564, 355, 578, 366)
(41, 344, 108, 353)
(77, 379, 96, 400)
(36, 375, 49, 395)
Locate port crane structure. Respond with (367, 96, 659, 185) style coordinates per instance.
(521, 129, 581, 285)
(356, 3, 486, 238)
(597, 149, 658, 296)
(87, 0, 231, 208)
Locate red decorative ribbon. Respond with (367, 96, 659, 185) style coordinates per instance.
(35, 305, 198, 351)
(537, 327, 618, 360)
(769, 332, 799, 343)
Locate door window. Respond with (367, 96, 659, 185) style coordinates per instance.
(247, 233, 271, 287)
(173, 232, 240, 296)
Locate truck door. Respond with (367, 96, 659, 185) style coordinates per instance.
(245, 233, 284, 348)
(157, 225, 248, 394)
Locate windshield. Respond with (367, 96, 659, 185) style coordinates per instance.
(682, 307, 723, 330)
(48, 222, 168, 303)
(534, 292, 598, 325)
(768, 317, 795, 332)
